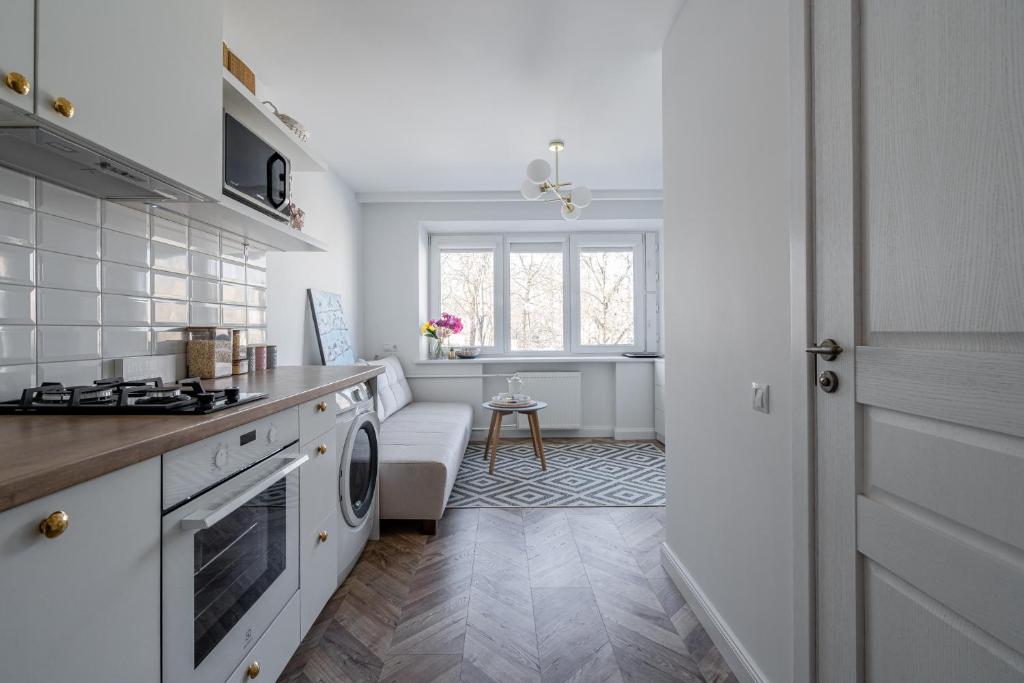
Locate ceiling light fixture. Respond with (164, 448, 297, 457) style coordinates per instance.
(520, 139, 592, 221)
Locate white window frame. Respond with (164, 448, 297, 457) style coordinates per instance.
(428, 231, 653, 358)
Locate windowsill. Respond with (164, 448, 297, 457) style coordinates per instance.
(414, 355, 662, 365)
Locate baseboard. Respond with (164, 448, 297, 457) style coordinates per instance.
(661, 543, 770, 683)
(469, 425, 614, 440)
(613, 427, 657, 440)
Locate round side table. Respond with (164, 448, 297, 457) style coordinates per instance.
(481, 401, 548, 475)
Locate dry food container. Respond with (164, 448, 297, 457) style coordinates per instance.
(186, 327, 233, 378)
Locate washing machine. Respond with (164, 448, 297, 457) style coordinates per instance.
(335, 382, 379, 584)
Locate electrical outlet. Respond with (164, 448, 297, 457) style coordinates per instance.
(382, 343, 397, 353)
(752, 383, 769, 414)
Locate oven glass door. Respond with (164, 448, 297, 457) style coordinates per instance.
(163, 450, 303, 683)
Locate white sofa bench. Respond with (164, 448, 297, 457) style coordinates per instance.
(370, 356, 472, 534)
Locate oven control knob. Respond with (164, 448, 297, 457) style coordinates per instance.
(246, 661, 260, 679)
(213, 446, 228, 469)
(267, 426, 278, 443)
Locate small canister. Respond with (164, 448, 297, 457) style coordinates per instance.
(266, 344, 278, 368)
(247, 352, 256, 373)
(231, 329, 247, 375)
(253, 344, 267, 371)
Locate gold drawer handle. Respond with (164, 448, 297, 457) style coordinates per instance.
(3, 72, 30, 95)
(246, 661, 260, 679)
(318, 530, 329, 543)
(316, 443, 327, 455)
(39, 511, 69, 538)
(52, 96, 75, 118)
(316, 401, 328, 412)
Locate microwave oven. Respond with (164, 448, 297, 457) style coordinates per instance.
(223, 112, 290, 221)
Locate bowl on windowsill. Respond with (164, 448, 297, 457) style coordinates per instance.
(455, 347, 480, 359)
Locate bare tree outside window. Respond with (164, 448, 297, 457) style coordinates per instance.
(439, 250, 494, 346)
(579, 248, 635, 346)
(509, 249, 563, 351)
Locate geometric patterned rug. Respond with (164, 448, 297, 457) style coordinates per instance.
(446, 440, 665, 508)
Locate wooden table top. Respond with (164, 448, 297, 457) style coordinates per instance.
(0, 365, 383, 513)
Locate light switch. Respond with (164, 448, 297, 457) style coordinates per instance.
(752, 383, 769, 414)
(382, 343, 398, 353)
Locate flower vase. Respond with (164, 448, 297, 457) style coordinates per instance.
(430, 338, 445, 360)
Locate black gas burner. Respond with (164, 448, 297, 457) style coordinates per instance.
(0, 376, 266, 415)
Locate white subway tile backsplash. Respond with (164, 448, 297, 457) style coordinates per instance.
(152, 299, 188, 325)
(221, 260, 245, 283)
(246, 266, 267, 287)
(246, 286, 267, 308)
(37, 288, 101, 325)
(101, 229, 150, 267)
(36, 359, 102, 386)
(101, 202, 149, 237)
(0, 167, 34, 208)
(246, 307, 266, 326)
(0, 326, 35, 365)
(246, 244, 268, 268)
(0, 284, 35, 324)
(101, 294, 150, 326)
(0, 243, 35, 286)
(37, 213, 101, 259)
(37, 182, 100, 225)
(152, 242, 188, 274)
(221, 304, 246, 325)
(221, 236, 246, 262)
(247, 328, 266, 344)
(189, 226, 220, 255)
(189, 302, 219, 325)
(221, 282, 246, 305)
(189, 277, 219, 304)
(151, 216, 188, 247)
(102, 261, 150, 296)
(152, 271, 188, 299)
(102, 326, 151, 358)
(0, 202, 35, 247)
(0, 363, 36, 401)
(189, 251, 220, 279)
(37, 325, 101, 362)
(152, 327, 187, 355)
(37, 251, 98, 291)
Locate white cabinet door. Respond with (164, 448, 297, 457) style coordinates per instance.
(0, 0, 34, 113)
(34, 0, 223, 198)
(300, 510, 339, 637)
(0, 458, 161, 682)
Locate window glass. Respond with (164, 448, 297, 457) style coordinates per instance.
(578, 247, 635, 346)
(439, 249, 495, 346)
(509, 247, 563, 351)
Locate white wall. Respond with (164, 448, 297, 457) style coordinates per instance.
(361, 198, 661, 434)
(662, 2, 794, 683)
(267, 171, 362, 365)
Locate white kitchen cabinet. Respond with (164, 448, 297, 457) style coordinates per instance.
(300, 509, 339, 637)
(0, 0, 34, 113)
(0, 458, 161, 682)
(34, 0, 223, 198)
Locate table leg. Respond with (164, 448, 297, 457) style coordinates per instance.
(484, 410, 499, 461)
(489, 412, 507, 475)
(528, 411, 547, 471)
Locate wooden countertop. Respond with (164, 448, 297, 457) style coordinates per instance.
(0, 365, 383, 513)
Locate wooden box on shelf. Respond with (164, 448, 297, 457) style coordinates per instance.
(222, 42, 256, 95)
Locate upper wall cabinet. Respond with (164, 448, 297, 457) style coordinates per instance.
(0, 1, 34, 113)
(33, 0, 224, 199)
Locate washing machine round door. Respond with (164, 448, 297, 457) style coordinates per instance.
(340, 411, 379, 527)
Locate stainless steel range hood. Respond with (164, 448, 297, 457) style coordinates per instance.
(0, 125, 208, 203)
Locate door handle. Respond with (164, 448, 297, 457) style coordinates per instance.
(180, 454, 307, 530)
(805, 339, 843, 361)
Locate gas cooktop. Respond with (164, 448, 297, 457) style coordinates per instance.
(0, 376, 267, 415)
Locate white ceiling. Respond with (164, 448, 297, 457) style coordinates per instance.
(223, 0, 681, 194)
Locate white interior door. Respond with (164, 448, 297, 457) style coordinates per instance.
(811, 1, 1024, 681)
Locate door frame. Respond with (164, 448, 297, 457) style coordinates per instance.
(788, 0, 815, 681)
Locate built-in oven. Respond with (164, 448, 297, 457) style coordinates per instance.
(162, 410, 305, 683)
(223, 112, 290, 221)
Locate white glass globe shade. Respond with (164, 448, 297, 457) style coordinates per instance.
(520, 179, 543, 200)
(526, 158, 551, 183)
(572, 185, 593, 208)
(561, 202, 581, 221)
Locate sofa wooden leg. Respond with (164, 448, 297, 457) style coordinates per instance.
(421, 519, 438, 535)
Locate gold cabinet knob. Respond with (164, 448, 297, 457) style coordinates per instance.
(318, 529, 329, 543)
(316, 401, 328, 412)
(316, 443, 327, 455)
(246, 661, 260, 679)
(52, 96, 75, 118)
(38, 511, 69, 538)
(3, 72, 30, 95)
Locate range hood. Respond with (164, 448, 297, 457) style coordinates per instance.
(0, 126, 208, 203)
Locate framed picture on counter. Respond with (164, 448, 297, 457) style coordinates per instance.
(307, 288, 355, 365)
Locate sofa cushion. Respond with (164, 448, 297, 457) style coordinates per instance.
(377, 402, 473, 520)
(369, 355, 412, 421)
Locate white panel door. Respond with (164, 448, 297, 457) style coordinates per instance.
(0, 0, 34, 113)
(34, 0, 223, 197)
(811, 1, 1024, 681)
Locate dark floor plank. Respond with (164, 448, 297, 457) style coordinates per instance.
(533, 587, 618, 683)
(379, 654, 462, 683)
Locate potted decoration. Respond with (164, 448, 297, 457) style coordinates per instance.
(420, 312, 463, 359)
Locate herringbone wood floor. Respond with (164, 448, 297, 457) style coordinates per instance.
(280, 506, 738, 683)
